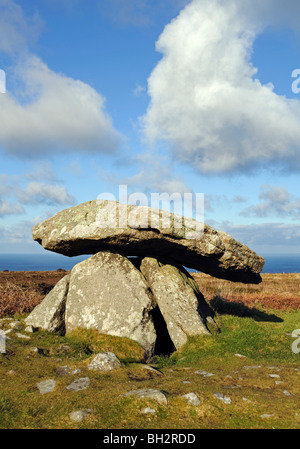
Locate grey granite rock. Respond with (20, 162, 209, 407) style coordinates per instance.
(88, 352, 121, 372)
(122, 388, 168, 405)
(37, 379, 56, 394)
(65, 251, 157, 357)
(25, 274, 70, 334)
(140, 257, 214, 349)
(32, 199, 264, 283)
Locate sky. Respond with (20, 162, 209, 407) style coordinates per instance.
(0, 0, 300, 258)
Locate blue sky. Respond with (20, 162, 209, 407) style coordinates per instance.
(0, 0, 300, 257)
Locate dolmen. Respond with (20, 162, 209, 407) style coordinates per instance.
(25, 200, 265, 360)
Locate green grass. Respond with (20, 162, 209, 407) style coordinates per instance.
(0, 306, 299, 429)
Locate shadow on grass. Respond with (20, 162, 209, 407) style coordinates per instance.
(210, 296, 283, 323)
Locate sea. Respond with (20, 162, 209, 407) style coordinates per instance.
(0, 253, 299, 274)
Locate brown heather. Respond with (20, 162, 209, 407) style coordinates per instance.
(0, 270, 300, 318)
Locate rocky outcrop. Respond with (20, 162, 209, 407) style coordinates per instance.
(32, 200, 264, 284)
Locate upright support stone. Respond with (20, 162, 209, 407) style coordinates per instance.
(65, 251, 157, 358)
(25, 274, 70, 334)
(140, 257, 215, 350)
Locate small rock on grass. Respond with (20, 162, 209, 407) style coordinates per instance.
(283, 390, 292, 396)
(69, 409, 93, 422)
(30, 347, 47, 355)
(9, 321, 23, 330)
(56, 365, 81, 376)
(15, 333, 30, 340)
(66, 377, 90, 392)
(88, 352, 121, 372)
(142, 365, 163, 376)
(122, 388, 168, 405)
(37, 379, 56, 394)
(24, 325, 38, 333)
(242, 365, 262, 370)
(182, 392, 201, 406)
(195, 370, 214, 377)
(213, 393, 232, 404)
(141, 407, 156, 415)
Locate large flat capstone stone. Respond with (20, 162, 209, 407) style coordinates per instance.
(32, 200, 264, 284)
(65, 251, 157, 357)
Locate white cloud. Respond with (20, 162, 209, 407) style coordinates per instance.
(141, 0, 300, 174)
(0, 173, 75, 207)
(133, 84, 146, 96)
(220, 222, 300, 253)
(0, 200, 24, 216)
(0, 0, 122, 158)
(122, 152, 193, 196)
(0, 0, 42, 54)
(241, 184, 300, 218)
(16, 181, 76, 206)
(0, 55, 121, 156)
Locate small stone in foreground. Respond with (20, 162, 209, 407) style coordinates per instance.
(122, 388, 168, 405)
(66, 377, 90, 392)
(56, 365, 81, 376)
(141, 407, 156, 414)
(24, 325, 38, 333)
(195, 370, 214, 377)
(69, 409, 93, 422)
(242, 365, 262, 370)
(213, 393, 231, 404)
(182, 392, 201, 406)
(88, 352, 121, 372)
(37, 379, 56, 394)
(15, 333, 30, 340)
(30, 347, 47, 355)
(9, 321, 23, 330)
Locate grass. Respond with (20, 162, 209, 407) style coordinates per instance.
(0, 271, 299, 429)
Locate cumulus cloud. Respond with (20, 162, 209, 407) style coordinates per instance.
(16, 181, 76, 206)
(0, 200, 24, 216)
(141, 0, 300, 174)
(0, 55, 121, 156)
(221, 222, 300, 252)
(0, 0, 42, 54)
(241, 184, 300, 218)
(0, 0, 121, 157)
(121, 152, 193, 196)
(0, 172, 75, 207)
